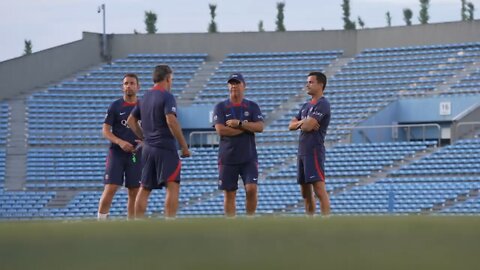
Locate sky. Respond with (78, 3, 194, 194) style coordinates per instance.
(1, 0, 479, 62)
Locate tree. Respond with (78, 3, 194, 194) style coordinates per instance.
(467, 2, 475, 20)
(403, 8, 413, 25)
(276, 2, 286, 32)
(208, 3, 217, 33)
(461, 0, 468, 20)
(386, 11, 392, 27)
(258, 20, 265, 32)
(357, 17, 365, 29)
(144, 11, 157, 34)
(23, 39, 32, 55)
(418, 0, 430, 24)
(342, 0, 356, 30)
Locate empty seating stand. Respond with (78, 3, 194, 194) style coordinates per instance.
(193, 50, 343, 116)
(3, 43, 480, 220)
(26, 53, 207, 146)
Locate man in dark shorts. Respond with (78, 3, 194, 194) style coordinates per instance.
(213, 73, 264, 217)
(98, 73, 142, 220)
(127, 65, 190, 219)
(288, 71, 331, 216)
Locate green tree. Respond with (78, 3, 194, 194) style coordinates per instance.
(23, 39, 32, 55)
(386, 11, 392, 27)
(258, 20, 265, 32)
(342, 0, 356, 30)
(276, 2, 286, 32)
(357, 17, 365, 29)
(144, 11, 157, 34)
(403, 8, 413, 25)
(461, 0, 468, 20)
(418, 0, 430, 24)
(208, 3, 217, 33)
(467, 2, 475, 20)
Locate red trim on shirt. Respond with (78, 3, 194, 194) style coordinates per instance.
(226, 100, 247, 108)
(152, 85, 166, 91)
(122, 101, 137, 107)
(310, 98, 317, 105)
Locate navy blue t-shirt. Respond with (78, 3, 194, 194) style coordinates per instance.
(295, 97, 331, 157)
(130, 86, 177, 151)
(104, 98, 139, 150)
(213, 99, 263, 165)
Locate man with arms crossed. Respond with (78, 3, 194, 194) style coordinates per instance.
(213, 73, 264, 217)
(288, 71, 331, 216)
(127, 65, 190, 219)
(98, 73, 142, 220)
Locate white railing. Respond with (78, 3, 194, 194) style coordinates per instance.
(453, 121, 480, 142)
(337, 123, 442, 145)
(188, 123, 442, 147)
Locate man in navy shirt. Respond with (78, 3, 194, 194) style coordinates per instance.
(213, 73, 264, 217)
(127, 65, 190, 219)
(289, 71, 331, 216)
(98, 73, 142, 220)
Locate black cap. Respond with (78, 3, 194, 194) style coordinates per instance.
(227, 73, 245, 84)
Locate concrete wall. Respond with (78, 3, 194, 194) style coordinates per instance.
(110, 30, 356, 61)
(0, 32, 102, 100)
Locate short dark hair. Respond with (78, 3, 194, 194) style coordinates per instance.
(308, 71, 327, 90)
(153, 64, 173, 83)
(123, 73, 139, 85)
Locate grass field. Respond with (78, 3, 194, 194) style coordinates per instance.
(0, 216, 479, 270)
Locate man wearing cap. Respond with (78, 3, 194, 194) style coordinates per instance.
(212, 73, 264, 217)
(288, 71, 331, 216)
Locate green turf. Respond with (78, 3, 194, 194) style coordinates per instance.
(0, 216, 479, 270)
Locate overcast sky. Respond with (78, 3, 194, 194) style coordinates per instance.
(1, 0, 479, 62)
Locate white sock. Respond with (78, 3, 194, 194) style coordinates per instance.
(97, 212, 108, 220)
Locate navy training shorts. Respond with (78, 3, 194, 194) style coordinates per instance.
(297, 150, 326, 185)
(104, 147, 142, 188)
(218, 161, 258, 191)
(140, 144, 181, 190)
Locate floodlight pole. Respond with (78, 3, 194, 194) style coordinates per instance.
(99, 4, 107, 60)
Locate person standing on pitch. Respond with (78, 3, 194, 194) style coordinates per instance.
(288, 71, 331, 216)
(213, 73, 264, 217)
(98, 73, 142, 220)
(127, 64, 190, 219)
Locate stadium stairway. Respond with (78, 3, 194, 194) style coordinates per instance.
(284, 141, 440, 214)
(426, 188, 479, 214)
(351, 142, 439, 188)
(261, 56, 353, 127)
(44, 190, 77, 208)
(430, 61, 480, 95)
(4, 96, 26, 191)
(323, 57, 353, 78)
(177, 60, 220, 106)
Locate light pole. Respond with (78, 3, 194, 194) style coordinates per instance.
(97, 4, 107, 60)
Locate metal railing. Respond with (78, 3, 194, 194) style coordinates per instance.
(189, 131, 219, 147)
(338, 123, 442, 145)
(453, 121, 480, 142)
(188, 123, 442, 147)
